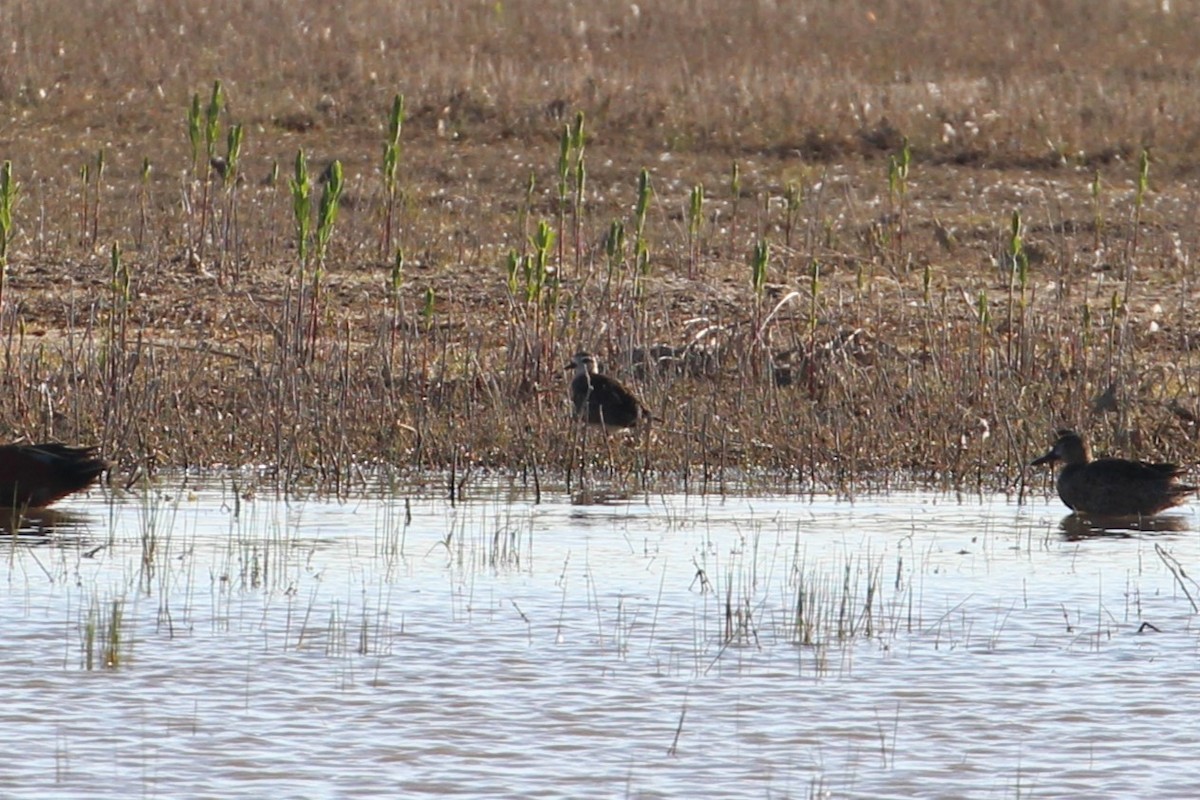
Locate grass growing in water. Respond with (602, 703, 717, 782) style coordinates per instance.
(81, 595, 126, 671)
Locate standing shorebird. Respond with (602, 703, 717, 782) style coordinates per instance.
(566, 352, 651, 430)
(1031, 429, 1196, 517)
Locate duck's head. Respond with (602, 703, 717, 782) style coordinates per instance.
(1031, 429, 1090, 467)
(565, 352, 600, 376)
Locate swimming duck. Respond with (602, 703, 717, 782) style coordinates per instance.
(0, 443, 108, 508)
(1031, 430, 1195, 517)
(566, 352, 651, 430)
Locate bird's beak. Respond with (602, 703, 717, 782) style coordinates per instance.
(1030, 449, 1058, 467)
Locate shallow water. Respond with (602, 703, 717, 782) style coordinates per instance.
(2, 481, 1199, 798)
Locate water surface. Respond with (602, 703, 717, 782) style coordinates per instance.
(1, 482, 1197, 798)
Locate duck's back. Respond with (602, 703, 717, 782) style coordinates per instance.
(1058, 457, 1194, 516)
(573, 373, 648, 428)
(0, 443, 107, 508)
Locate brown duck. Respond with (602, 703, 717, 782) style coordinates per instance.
(1031, 430, 1196, 517)
(566, 352, 651, 430)
(0, 443, 108, 508)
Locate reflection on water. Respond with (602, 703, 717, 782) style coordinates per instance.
(1058, 512, 1190, 539)
(0, 482, 1198, 798)
(0, 507, 94, 538)
(569, 488, 636, 506)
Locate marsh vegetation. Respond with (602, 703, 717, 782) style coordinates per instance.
(0, 0, 1197, 497)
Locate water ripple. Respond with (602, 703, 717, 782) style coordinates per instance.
(0, 488, 1197, 797)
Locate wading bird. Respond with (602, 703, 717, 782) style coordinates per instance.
(0, 443, 108, 508)
(566, 352, 651, 431)
(1031, 430, 1195, 517)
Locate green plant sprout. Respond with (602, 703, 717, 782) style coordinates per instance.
(750, 238, 768, 299)
(887, 137, 910, 264)
(783, 180, 802, 249)
(90, 148, 105, 247)
(633, 169, 652, 291)
(137, 157, 151, 250)
(688, 183, 704, 278)
(422, 286, 435, 332)
(1126, 148, 1150, 307)
(308, 159, 344, 353)
(186, 92, 203, 175)
(1005, 210, 1030, 369)
(381, 93, 405, 257)
(0, 161, 16, 311)
(729, 160, 741, 251)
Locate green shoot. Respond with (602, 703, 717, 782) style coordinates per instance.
(808, 258, 820, 336)
(887, 141, 909, 199)
(390, 248, 405, 302)
(91, 148, 105, 246)
(557, 123, 571, 208)
(111, 240, 131, 308)
(388, 247, 405, 356)
(290, 149, 312, 267)
(382, 93, 405, 256)
(205, 80, 224, 163)
(308, 160, 344, 353)
(1126, 148, 1150, 308)
(1005, 210, 1030, 369)
(1081, 300, 1092, 352)
(604, 219, 625, 292)
(556, 122, 571, 273)
(186, 92, 202, 174)
(289, 149, 313, 358)
(422, 286, 435, 331)
(1084, 298, 1094, 355)
(1010, 210, 1028, 297)
(1135, 148, 1150, 208)
(554, 111, 586, 277)
(634, 168, 652, 283)
(570, 112, 586, 277)
(192, 81, 226, 264)
(78, 162, 89, 246)
(751, 239, 768, 299)
(976, 288, 991, 381)
(0, 162, 16, 311)
(222, 124, 244, 189)
(108, 242, 131, 388)
(1108, 289, 1121, 373)
(784, 180, 802, 249)
(529, 220, 555, 305)
(887, 137, 910, 263)
(635, 168, 652, 240)
(506, 249, 521, 297)
(729, 161, 741, 249)
(516, 171, 536, 256)
(137, 157, 151, 250)
(688, 183, 704, 278)
(315, 160, 344, 264)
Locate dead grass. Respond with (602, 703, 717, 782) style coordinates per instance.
(0, 0, 1197, 495)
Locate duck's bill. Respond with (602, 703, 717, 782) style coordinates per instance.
(1030, 450, 1058, 466)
